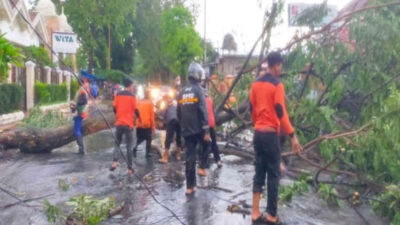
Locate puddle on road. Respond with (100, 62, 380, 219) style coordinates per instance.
(0, 130, 386, 225)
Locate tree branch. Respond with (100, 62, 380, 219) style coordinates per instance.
(215, 3, 278, 114)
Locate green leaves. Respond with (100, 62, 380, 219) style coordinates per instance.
(0, 34, 24, 81)
(279, 176, 310, 202)
(22, 46, 53, 67)
(44, 200, 64, 224)
(160, 5, 203, 78)
(66, 195, 116, 225)
(0, 84, 24, 114)
(21, 107, 69, 129)
(372, 185, 400, 224)
(317, 184, 342, 207)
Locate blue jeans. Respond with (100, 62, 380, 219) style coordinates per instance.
(73, 116, 83, 137)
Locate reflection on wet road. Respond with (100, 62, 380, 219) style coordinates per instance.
(0, 130, 385, 225)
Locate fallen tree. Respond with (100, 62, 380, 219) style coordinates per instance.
(0, 102, 115, 153)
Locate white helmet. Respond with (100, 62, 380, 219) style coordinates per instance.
(188, 62, 205, 82)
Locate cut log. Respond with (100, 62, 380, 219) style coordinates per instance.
(0, 102, 116, 153)
(215, 102, 250, 126)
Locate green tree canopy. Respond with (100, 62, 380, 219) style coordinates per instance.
(52, 0, 138, 73)
(161, 6, 203, 80)
(0, 34, 24, 81)
(22, 46, 53, 67)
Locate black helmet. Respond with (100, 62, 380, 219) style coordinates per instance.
(188, 62, 205, 82)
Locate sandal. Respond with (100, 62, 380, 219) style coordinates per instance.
(252, 215, 282, 225)
(252, 214, 267, 225)
(109, 162, 118, 171)
(185, 188, 196, 196)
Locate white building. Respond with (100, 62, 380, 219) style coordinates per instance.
(0, 0, 49, 47)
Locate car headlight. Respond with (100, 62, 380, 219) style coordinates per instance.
(168, 89, 174, 98)
(151, 88, 160, 100)
(160, 101, 166, 110)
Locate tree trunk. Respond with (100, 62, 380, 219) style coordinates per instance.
(88, 50, 94, 74)
(0, 103, 115, 153)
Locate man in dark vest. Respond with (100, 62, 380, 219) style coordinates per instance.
(177, 62, 210, 195)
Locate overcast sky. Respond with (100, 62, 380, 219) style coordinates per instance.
(25, 0, 352, 53)
(192, 0, 352, 54)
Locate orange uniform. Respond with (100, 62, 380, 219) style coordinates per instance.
(250, 73, 294, 136)
(136, 99, 155, 132)
(113, 90, 138, 129)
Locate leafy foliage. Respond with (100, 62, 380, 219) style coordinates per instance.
(96, 69, 128, 84)
(53, 0, 138, 72)
(372, 185, 400, 224)
(253, 1, 400, 222)
(279, 175, 310, 202)
(34, 82, 68, 105)
(280, 0, 400, 189)
(44, 200, 64, 224)
(21, 107, 69, 129)
(21, 46, 53, 67)
(66, 195, 116, 225)
(0, 34, 24, 81)
(70, 80, 79, 99)
(0, 84, 24, 114)
(160, 6, 203, 79)
(317, 184, 342, 206)
(58, 179, 70, 192)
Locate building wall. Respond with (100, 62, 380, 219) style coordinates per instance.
(0, 19, 40, 47)
(216, 55, 258, 75)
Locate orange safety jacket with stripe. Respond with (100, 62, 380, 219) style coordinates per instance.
(249, 73, 294, 136)
(113, 90, 139, 129)
(136, 99, 155, 132)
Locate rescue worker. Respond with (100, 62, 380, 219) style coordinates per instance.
(159, 98, 182, 163)
(250, 52, 302, 224)
(133, 90, 155, 158)
(91, 81, 99, 100)
(177, 62, 210, 195)
(205, 91, 222, 168)
(71, 78, 88, 155)
(109, 78, 141, 177)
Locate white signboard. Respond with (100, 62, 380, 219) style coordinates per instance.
(52, 32, 78, 54)
(288, 3, 338, 27)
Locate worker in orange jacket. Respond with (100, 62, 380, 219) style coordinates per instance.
(133, 90, 155, 158)
(109, 78, 140, 177)
(250, 52, 302, 224)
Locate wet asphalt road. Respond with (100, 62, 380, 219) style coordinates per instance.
(0, 130, 386, 225)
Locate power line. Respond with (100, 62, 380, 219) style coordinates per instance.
(6, 1, 186, 224)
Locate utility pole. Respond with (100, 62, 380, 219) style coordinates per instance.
(203, 0, 207, 66)
(108, 24, 111, 70)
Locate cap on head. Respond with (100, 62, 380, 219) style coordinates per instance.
(267, 51, 283, 68)
(188, 62, 205, 82)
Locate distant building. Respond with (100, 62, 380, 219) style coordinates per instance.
(0, 0, 49, 47)
(213, 53, 259, 76)
(0, 0, 75, 63)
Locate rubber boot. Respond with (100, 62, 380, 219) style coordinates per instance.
(76, 136, 85, 155)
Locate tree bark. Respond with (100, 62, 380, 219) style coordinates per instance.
(0, 103, 115, 153)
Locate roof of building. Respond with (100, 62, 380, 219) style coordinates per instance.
(10, 0, 20, 8)
(58, 8, 73, 32)
(29, 11, 38, 21)
(35, 0, 57, 16)
(337, 0, 368, 18)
